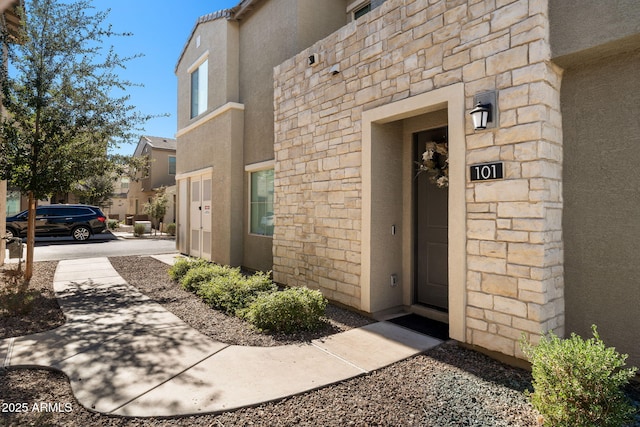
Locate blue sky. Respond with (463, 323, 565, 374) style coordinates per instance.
(95, 1, 239, 155)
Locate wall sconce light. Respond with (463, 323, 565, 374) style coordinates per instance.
(308, 53, 319, 67)
(470, 102, 491, 130)
(470, 90, 497, 130)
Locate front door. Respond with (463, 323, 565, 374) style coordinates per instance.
(415, 127, 449, 311)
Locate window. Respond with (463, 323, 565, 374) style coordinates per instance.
(249, 168, 274, 236)
(168, 156, 176, 175)
(190, 59, 208, 118)
(354, 2, 371, 19)
(6, 190, 20, 216)
(121, 177, 129, 189)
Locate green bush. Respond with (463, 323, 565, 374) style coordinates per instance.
(198, 271, 276, 315)
(107, 219, 119, 230)
(133, 223, 146, 237)
(242, 287, 327, 333)
(165, 223, 176, 236)
(180, 264, 241, 293)
(520, 325, 638, 427)
(168, 257, 209, 282)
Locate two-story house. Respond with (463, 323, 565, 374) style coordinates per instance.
(178, 0, 640, 367)
(175, 0, 351, 269)
(127, 135, 177, 226)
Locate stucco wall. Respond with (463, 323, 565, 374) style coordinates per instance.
(176, 18, 240, 134)
(176, 106, 244, 266)
(550, 0, 640, 66)
(562, 48, 640, 367)
(149, 149, 176, 190)
(238, 0, 348, 271)
(273, 0, 565, 358)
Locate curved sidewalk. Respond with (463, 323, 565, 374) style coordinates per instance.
(0, 257, 442, 417)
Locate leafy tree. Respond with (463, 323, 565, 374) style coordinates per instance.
(72, 175, 115, 208)
(143, 186, 168, 234)
(0, 0, 151, 280)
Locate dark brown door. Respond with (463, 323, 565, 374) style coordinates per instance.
(415, 127, 449, 311)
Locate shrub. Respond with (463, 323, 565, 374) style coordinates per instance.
(520, 325, 638, 427)
(165, 223, 176, 236)
(133, 223, 146, 237)
(107, 219, 119, 230)
(168, 257, 209, 282)
(180, 264, 242, 293)
(198, 271, 276, 315)
(242, 287, 327, 333)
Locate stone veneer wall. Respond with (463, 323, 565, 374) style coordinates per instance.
(273, 0, 564, 358)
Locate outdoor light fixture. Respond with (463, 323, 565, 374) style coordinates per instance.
(470, 102, 491, 130)
(470, 91, 497, 130)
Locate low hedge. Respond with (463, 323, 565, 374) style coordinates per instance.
(197, 271, 276, 315)
(168, 259, 327, 334)
(180, 264, 242, 293)
(241, 287, 327, 333)
(168, 257, 211, 282)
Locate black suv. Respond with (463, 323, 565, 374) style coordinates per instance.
(6, 204, 107, 241)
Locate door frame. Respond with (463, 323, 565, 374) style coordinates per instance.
(176, 167, 213, 260)
(361, 83, 466, 342)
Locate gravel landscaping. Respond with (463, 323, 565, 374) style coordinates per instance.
(1, 257, 637, 426)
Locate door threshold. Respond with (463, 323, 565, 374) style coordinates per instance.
(410, 304, 449, 324)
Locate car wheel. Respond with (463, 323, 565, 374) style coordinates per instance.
(5, 228, 14, 240)
(72, 226, 91, 241)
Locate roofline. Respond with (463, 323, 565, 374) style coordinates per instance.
(174, 0, 263, 73)
(232, 0, 262, 21)
(133, 135, 176, 157)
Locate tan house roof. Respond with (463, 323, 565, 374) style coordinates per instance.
(133, 135, 176, 157)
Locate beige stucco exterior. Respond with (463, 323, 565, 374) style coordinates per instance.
(550, 0, 640, 367)
(176, 0, 349, 271)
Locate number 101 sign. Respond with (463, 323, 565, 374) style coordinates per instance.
(470, 162, 504, 181)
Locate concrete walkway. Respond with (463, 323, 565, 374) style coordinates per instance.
(1, 257, 442, 417)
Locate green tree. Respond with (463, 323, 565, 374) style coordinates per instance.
(0, 0, 151, 280)
(143, 186, 168, 235)
(72, 175, 115, 208)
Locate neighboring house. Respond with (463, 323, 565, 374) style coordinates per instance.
(0, 0, 23, 266)
(103, 175, 130, 221)
(178, 0, 640, 367)
(127, 135, 177, 226)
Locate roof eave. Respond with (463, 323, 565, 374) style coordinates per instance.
(174, 0, 264, 73)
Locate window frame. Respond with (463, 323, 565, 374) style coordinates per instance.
(347, 0, 371, 21)
(168, 156, 176, 175)
(245, 160, 275, 238)
(188, 52, 209, 119)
